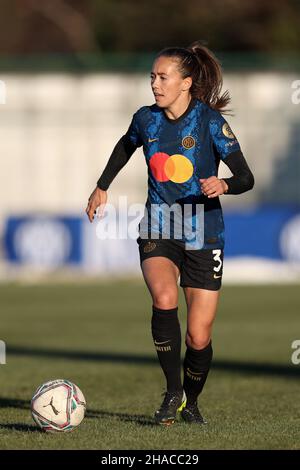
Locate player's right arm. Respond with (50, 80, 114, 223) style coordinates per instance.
(86, 113, 142, 223)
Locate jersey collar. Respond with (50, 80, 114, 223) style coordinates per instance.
(162, 97, 197, 124)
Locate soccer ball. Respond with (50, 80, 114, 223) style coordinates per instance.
(31, 379, 86, 432)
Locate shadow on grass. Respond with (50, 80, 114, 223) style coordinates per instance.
(86, 409, 155, 427)
(0, 398, 41, 433)
(0, 423, 41, 433)
(8, 346, 300, 379)
(0, 397, 156, 428)
(0, 397, 30, 410)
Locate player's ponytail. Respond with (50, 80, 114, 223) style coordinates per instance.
(156, 41, 230, 114)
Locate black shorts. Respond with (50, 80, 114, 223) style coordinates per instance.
(137, 237, 224, 291)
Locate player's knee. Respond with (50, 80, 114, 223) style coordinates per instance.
(153, 290, 178, 310)
(186, 332, 211, 350)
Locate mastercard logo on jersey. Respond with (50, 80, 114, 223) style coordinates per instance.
(149, 152, 194, 184)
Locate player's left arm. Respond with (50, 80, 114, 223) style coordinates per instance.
(200, 112, 254, 198)
(221, 149, 255, 195)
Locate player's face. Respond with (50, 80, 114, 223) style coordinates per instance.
(151, 56, 191, 108)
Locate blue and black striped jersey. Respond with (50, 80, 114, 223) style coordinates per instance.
(126, 98, 241, 249)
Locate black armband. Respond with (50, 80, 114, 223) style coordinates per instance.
(222, 150, 255, 195)
(97, 135, 137, 191)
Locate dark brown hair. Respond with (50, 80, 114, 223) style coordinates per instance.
(156, 41, 230, 114)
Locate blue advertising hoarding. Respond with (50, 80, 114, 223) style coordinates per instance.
(3, 206, 300, 270)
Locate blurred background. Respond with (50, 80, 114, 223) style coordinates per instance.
(0, 0, 300, 282)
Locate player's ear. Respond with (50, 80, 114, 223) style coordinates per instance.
(182, 76, 192, 92)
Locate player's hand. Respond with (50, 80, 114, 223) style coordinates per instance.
(200, 177, 228, 198)
(85, 187, 107, 222)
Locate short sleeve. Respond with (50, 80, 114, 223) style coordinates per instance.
(209, 111, 241, 160)
(125, 112, 143, 148)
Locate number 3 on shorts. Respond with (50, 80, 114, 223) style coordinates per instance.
(212, 249, 222, 273)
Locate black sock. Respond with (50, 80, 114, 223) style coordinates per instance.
(151, 305, 182, 393)
(183, 341, 213, 405)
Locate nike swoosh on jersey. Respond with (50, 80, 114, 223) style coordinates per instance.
(213, 274, 222, 279)
(148, 137, 158, 142)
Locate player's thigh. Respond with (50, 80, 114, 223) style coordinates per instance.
(184, 287, 220, 347)
(180, 248, 224, 291)
(141, 257, 180, 308)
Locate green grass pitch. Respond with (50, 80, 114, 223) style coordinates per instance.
(0, 281, 299, 450)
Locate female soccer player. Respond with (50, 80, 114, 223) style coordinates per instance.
(86, 42, 254, 426)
